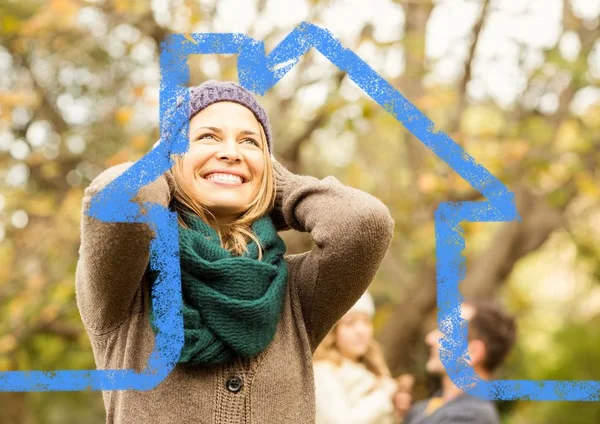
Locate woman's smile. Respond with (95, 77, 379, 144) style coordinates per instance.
(200, 169, 249, 187)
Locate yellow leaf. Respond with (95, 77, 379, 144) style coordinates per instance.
(8, 298, 26, 321)
(59, 188, 84, 223)
(106, 150, 131, 167)
(114, 0, 150, 15)
(40, 162, 60, 180)
(462, 107, 505, 137)
(576, 174, 600, 197)
(132, 86, 146, 98)
(2, 15, 22, 35)
(184, 33, 198, 44)
(506, 140, 530, 161)
(26, 152, 46, 167)
(115, 107, 134, 126)
(418, 172, 438, 193)
(0, 90, 39, 107)
(451, 172, 475, 194)
(582, 104, 600, 128)
(372, 302, 394, 332)
(26, 195, 56, 217)
(130, 134, 148, 150)
(53, 281, 75, 301)
(28, 0, 81, 30)
(40, 305, 59, 323)
(0, 357, 12, 371)
(26, 273, 46, 291)
(0, 245, 14, 284)
(0, 335, 17, 354)
(555, 120, 584, 153)
(21, 8, 56, 36)
(50, 0, 79, 16)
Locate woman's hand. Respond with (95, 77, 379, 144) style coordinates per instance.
(392, 374, 414, 421)
(393, 390, 412, 421)
(150, 138, 176, 196)
(269, 157, 296, 231)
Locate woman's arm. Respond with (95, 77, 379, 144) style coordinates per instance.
(75, 162, 173, 335)
(273, 161, 394, 350)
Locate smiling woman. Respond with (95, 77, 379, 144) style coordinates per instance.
(170, 100, 273, 256)
(75, 80, 395, 424)
(313, 292, 405, 424)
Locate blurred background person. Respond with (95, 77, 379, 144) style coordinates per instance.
(399, 301, 517, 424)
(313, 291, 407, 424)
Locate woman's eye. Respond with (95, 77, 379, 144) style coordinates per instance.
(242, 138, 259, 147)
(198, 134, 216, 141)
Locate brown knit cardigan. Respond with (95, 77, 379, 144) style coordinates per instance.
(76, 160, 394, 424)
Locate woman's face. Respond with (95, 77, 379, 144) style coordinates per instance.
(335, 312, 374, 362)
(182, 101, 266, 222)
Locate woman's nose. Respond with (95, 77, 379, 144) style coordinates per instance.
(217, 140, 241, 163)
(358, 324, 372, 337)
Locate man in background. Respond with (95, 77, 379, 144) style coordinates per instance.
(398, 301, 517, 424)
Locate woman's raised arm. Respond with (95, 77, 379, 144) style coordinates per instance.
(76, 161, 173, 336)
(272, 161, 394, 351)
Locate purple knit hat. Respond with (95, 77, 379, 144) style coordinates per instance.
(187, 81, 273, 153)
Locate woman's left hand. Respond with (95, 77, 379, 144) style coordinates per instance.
(392, 390, 412, 420)
(269, 157, 296, 231)
(392, 374, 414, 420)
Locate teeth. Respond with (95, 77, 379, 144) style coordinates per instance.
(206, 173, 243, 184)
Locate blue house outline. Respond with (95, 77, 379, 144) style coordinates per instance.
(1, 22, 593, 401)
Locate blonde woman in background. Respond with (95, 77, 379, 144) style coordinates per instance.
(313, 292, 412, 424)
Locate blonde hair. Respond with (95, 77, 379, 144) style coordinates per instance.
(169, 124, 275, 259)
(313, 322, 392, 378)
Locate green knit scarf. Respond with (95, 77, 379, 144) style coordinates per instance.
(148, 212, 288, 366)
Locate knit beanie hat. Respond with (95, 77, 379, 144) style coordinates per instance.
(348, 291, 376, 317)
(187, 80, 273, 153)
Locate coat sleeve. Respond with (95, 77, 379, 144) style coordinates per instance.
(272, 161, 394, 350)
(75, 162, 173, 335)
(313, 362, 397, 424)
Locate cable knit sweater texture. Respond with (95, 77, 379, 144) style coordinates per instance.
(76, 161, 394, 424)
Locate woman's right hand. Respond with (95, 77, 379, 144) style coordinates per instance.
(150, 138, 176, 196)
(392, 374, 414, 420)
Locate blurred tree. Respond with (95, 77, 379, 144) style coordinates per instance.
(378, 0, 599, 379)
(0, 0, 598, 422)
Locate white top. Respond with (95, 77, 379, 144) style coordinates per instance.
(314, 358, 398, 424)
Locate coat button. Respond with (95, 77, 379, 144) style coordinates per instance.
(226, 376, 243, 393)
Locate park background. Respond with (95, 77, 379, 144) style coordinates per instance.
(0, 0, 599, 422)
